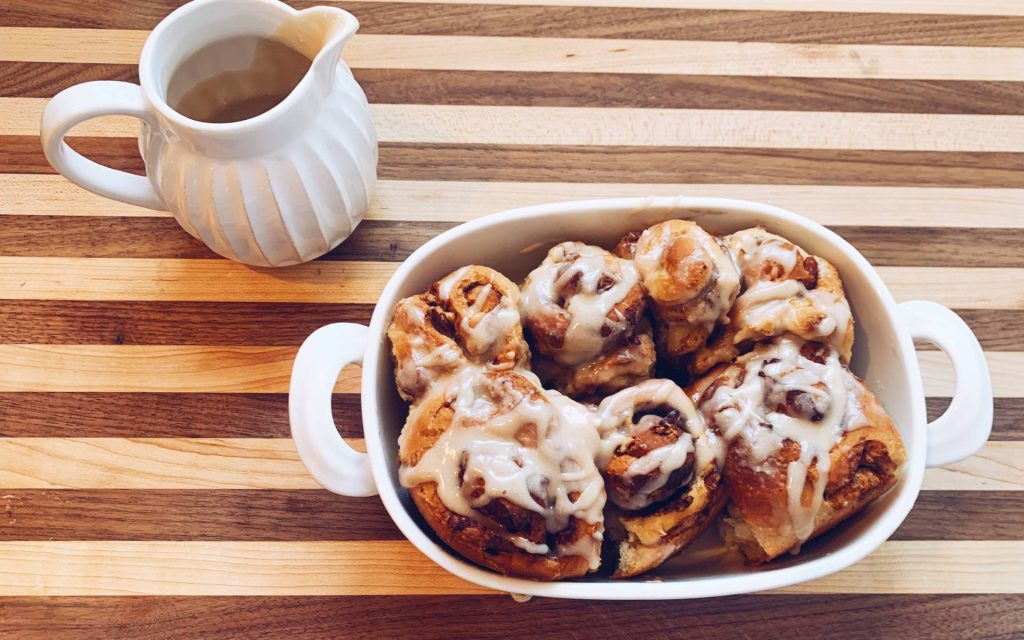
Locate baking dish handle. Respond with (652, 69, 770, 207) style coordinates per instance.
(290, 323, 378, 496)
(896, 300, 993, 468)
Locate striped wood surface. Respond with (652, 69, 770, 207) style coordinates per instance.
(1, 0, 1022, 637)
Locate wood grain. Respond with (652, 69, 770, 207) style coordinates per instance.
(8, 137, 1024, 188)
(0, 393, 1018, 439)
(303, 0, 1024, 14)
(0, 490, 1018, 542)
(0, 393, 363, 438)
(0, 345, 362, 393)
(3, 595, 1024, 640)
(0, 437, 1014, 490)
(0, 540, 1019, 595)
(1, 0, 1020, 628)
(8, 63, 1024, 116)
(0, 301, 374, 345)
(2, 258, 1023, 308)
(4, 29, 1024, 81)
(7, 175, 1024, 230)
(1, 301, 1019, 349)
(0, 438, 331, 489)
(0, 218, 446, 262)
(11, 99, 1024, 152)
(4, 216, 1024, 268)
(6, 2, 1024, 46)
(0, 342, 1019, 395)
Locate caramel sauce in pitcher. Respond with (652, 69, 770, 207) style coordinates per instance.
(168, 36, 312, 123)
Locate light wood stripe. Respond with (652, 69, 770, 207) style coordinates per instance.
(1, 258, 1022, 309)
(0, 438, 1015, 490)
(340, 0, 1024, 16)
(3, 30, 1024, 81)
(0, 345, 361, 393)
(368, 182, 1024, 228)
(9, 98, 1024, 151)
(0, 258, 391, 303)
(0, 438, 332, 489)
(6, 175, 1024, 231)
(0, 344, 1019, 396)
(0, 540, 1018, 595)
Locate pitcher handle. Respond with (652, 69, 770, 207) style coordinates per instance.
(40, 80, 166, 210)
(290, 323, 377, 497)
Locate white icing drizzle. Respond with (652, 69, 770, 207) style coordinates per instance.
(521, 242, 640, 367)
(399, 367, 606, 566)
(699, 337, 863, 544)
(595, 379, 723, 510)
(393, 300, 466, 397)
(435, 268, 522, 364)
(633, 221, 740, 330)
(727, 229, 852, 352)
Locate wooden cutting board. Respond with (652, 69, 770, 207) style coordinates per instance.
(1, 0, 1023, 637)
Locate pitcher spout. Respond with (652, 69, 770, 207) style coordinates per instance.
(281, 6, 359, 83)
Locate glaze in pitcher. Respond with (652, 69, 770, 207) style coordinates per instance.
(40, 0, 378, 267)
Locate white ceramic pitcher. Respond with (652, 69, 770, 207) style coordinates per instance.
(40, 0, 378, 267)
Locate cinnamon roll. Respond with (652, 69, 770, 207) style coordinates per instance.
(398, 368, 606, 580)
(521, 242, 654, 399)
(388, 265, 530, 402)
(624, 220, 740, 372)
(691, 227, 854, 376)
(595, 379, 727, 578)
(691, 336, 906, 565)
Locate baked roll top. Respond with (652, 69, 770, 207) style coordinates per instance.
(595, 379, 727, 578)
(624, 220, 740, 370)
(692, 336, 906, 564)
(388, 265, 530, 402)
(398, 369, 607, 580)
(521, 242, 654, 399)
(691, 227, 854, 376)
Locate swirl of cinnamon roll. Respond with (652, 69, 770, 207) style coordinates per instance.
(595, 379, 727, 578)
(691, 227, 854, 376)
(691, 336, 906, 565)
(521, 242, 654, 399)
(624, 220, 740, 372)
(388, 265, 530, 402)
(398, 368, 606, 580)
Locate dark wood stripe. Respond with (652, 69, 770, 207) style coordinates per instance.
(3, 217, 1022, 269)
(0, 217, 442, 262)
(0, 393, 363, 438)
(0, 301, 373, 346)
(3, 595, 1023, 639)
(0, 299, 1021, 351)
(4, 1, 1024, 46)
(0, 489, 1013, 542)
(0, 62, 139, 98)
(7, 137, 1024, 188)
(928, 397, 1021, 440)
(892, 491, 1024, 541)
(378, 144, 1024, 188)
(7, 63, 1024, 116)
(0, 393, 1015, 439)
(0, 490, 401, 541)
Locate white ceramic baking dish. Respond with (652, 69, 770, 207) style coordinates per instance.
(289, 197, 993, 599)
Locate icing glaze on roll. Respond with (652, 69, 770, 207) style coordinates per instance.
(699, 337, 866, 543)
(726, 228, 853, 359)
(521, 242, 641, 367)
(399, 368, 606, 566)
(596, 379, 723, 510)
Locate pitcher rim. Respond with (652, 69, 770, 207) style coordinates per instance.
(138, 0, 359, 135)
